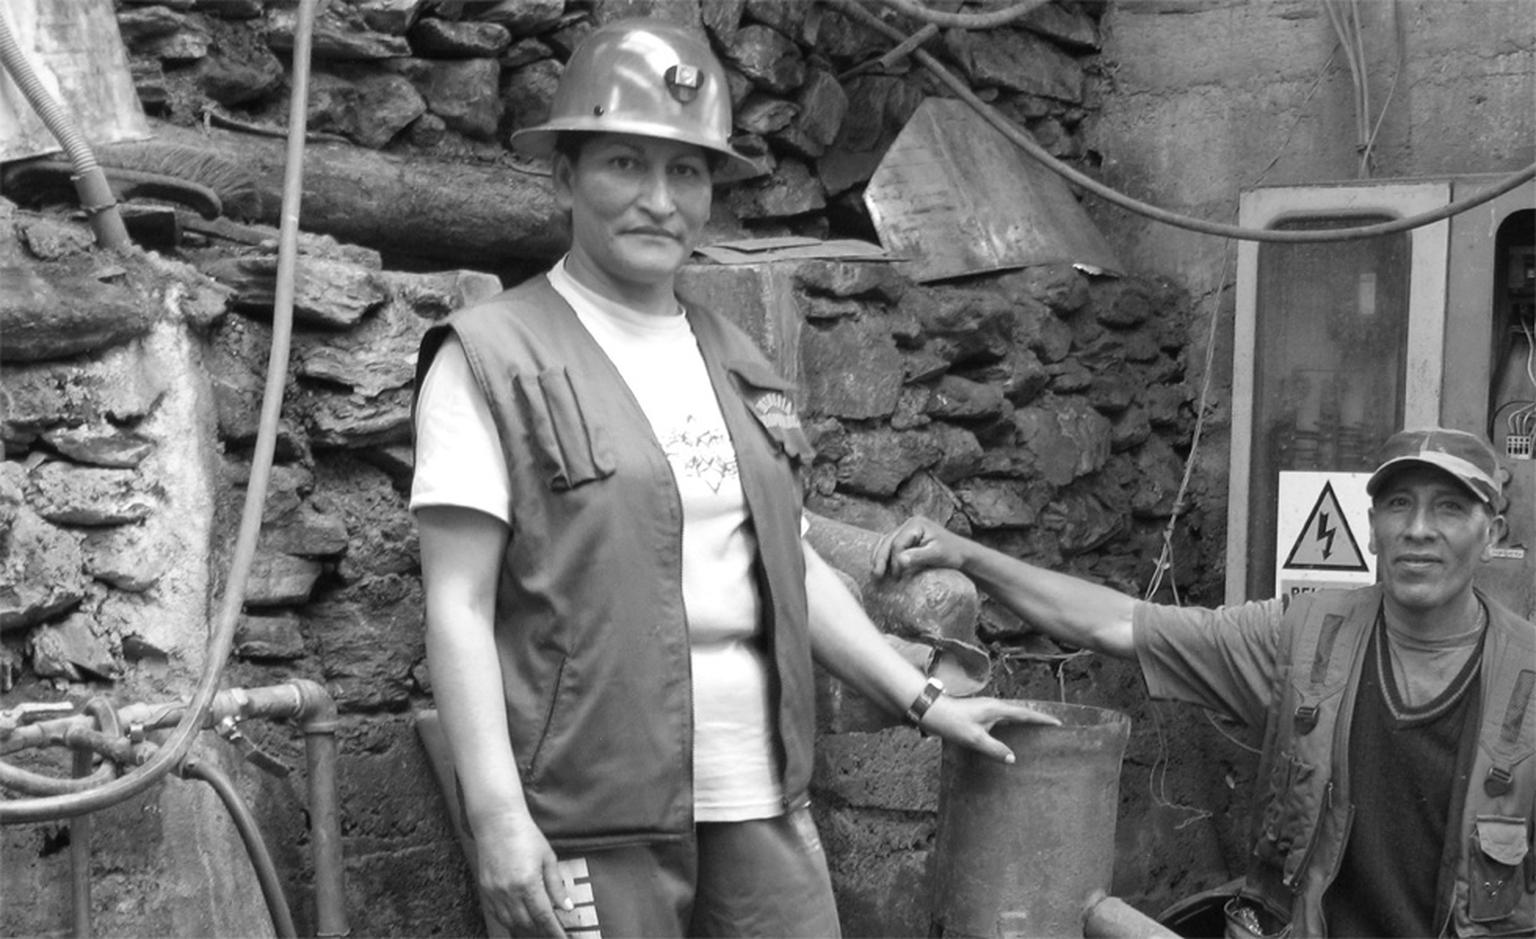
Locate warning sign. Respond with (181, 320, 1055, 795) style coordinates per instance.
(1282, 482, 1369, 571)
(1273, 472, 1376, 598)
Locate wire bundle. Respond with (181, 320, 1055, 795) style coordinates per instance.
(1504, 319, 1536, 459)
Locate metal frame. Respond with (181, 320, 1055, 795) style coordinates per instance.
(1226, 179, 1451, 605)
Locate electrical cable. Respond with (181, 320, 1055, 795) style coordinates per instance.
(1360, 0, 1405, 177)
(828, 0, 1536, 244)
(0, 0, 320, 824)
(1321, 0, 1366, 171)
(1350, 0, 1372, 174)
(1142, 245, 1233, 604)
(1512, 319, 1536, 441)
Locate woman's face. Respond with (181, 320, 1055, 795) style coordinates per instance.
(553, 133, 713, 296)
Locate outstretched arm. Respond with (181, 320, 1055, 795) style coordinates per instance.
(803, 542, 1060, 763)
(871, 516, 1138, 660)
(418, 505, 573, 938)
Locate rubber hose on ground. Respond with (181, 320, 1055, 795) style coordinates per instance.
(180, 758, 298, 939)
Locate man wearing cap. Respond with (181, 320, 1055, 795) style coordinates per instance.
(876, 426, 1535, 937)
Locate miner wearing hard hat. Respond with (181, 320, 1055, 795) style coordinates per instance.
(878, 426, 1534, 938)
(410, 19, 1060, 938)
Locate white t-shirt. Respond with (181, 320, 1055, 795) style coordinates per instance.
(412, 260, 783, 821)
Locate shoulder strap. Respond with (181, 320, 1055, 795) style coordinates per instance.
(1484, 654, 1535, 798)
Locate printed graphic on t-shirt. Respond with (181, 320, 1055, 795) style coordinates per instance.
(662, 415, 738, 494)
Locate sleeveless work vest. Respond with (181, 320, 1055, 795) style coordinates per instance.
(414, 276, 817, 850)
(1245, 586, 1535, 937)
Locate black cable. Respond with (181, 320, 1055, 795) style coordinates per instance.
(180, 758, 298, 939)
(830, 0, 1536, 245)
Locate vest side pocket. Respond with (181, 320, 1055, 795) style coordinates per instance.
(1254, 750, 1316, 874)
(1468, 815, 1533, 925)
(524, 654, 570, 788)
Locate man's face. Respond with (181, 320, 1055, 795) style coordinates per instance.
(1368, 464, 1504, 622)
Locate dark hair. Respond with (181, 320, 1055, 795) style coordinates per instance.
(553, 132, 587, 166)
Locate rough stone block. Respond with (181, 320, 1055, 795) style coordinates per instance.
(40, 424, 154, 469)
(676, 261, 803, 383)
(943, 27, 1083, 103)
(927, 374, 1009, 422)
(198, 255, 388, 328)
(25, 461, 156, 526)
(723, 157, 826, 218)
(0, 258, 154, 363)
(309, 578, 424, 709)
(233, 613, 307, 660)
(244, 552, 323, 607)
(266, 7, 412, 59)
(0, 494, 88, 632)
(29, 611, 119, 680)
(800, 317, 903, 419)
(834, 426, 943, 497)
(407, 17, 511, 58)
(392, 57, 503, 140)
(1013, 397, 1112, 486)
(474, 0, 565, 36)
(82, 523, 171, 592)
(954, 477, 1042, 531)
(815, 727, 940, 812)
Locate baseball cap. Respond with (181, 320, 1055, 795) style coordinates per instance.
(1365, 427, 1503, 508)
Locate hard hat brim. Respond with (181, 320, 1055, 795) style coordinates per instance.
(510, 121, 765, 184)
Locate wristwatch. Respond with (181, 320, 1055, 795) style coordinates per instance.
(904, 676, 945, 727)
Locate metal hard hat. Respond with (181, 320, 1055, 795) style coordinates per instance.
(510, 19, 760, 181)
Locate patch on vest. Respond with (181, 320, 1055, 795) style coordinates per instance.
(751, 390, 800, 431)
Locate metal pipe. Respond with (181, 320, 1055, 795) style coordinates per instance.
(0, 699, 126, 794)
(70, 747, 93, 939)
(293, 682, 347, 939)
(0, 0, 321, 825)
(0, 2, 130, 250)
(3, 685, 330, 758)
(1082, 894, 1180, 939)
(2, 681, 347, 938)
(180, 757, 298, 939)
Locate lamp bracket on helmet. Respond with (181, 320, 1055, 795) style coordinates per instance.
(665, 64, 701, 103)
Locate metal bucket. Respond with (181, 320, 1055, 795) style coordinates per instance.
(0, 0, 149, 162)
(930, 701, 1131, 939)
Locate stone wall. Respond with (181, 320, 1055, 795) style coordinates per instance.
(2, 223, 1215, 937)
(0, 0, 1437, 935)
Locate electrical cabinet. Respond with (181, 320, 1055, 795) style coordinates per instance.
(1227, 175, 1536, 618)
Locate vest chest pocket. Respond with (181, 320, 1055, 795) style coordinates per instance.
(514, 368, 617, 491)
(727, 360, 814, 464)
(1468, 814, 1533, 925)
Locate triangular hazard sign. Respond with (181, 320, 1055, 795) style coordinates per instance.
(1283, 481, 1369, 571)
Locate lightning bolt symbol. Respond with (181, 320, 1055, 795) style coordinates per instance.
(1318, 512, 1336, 559)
